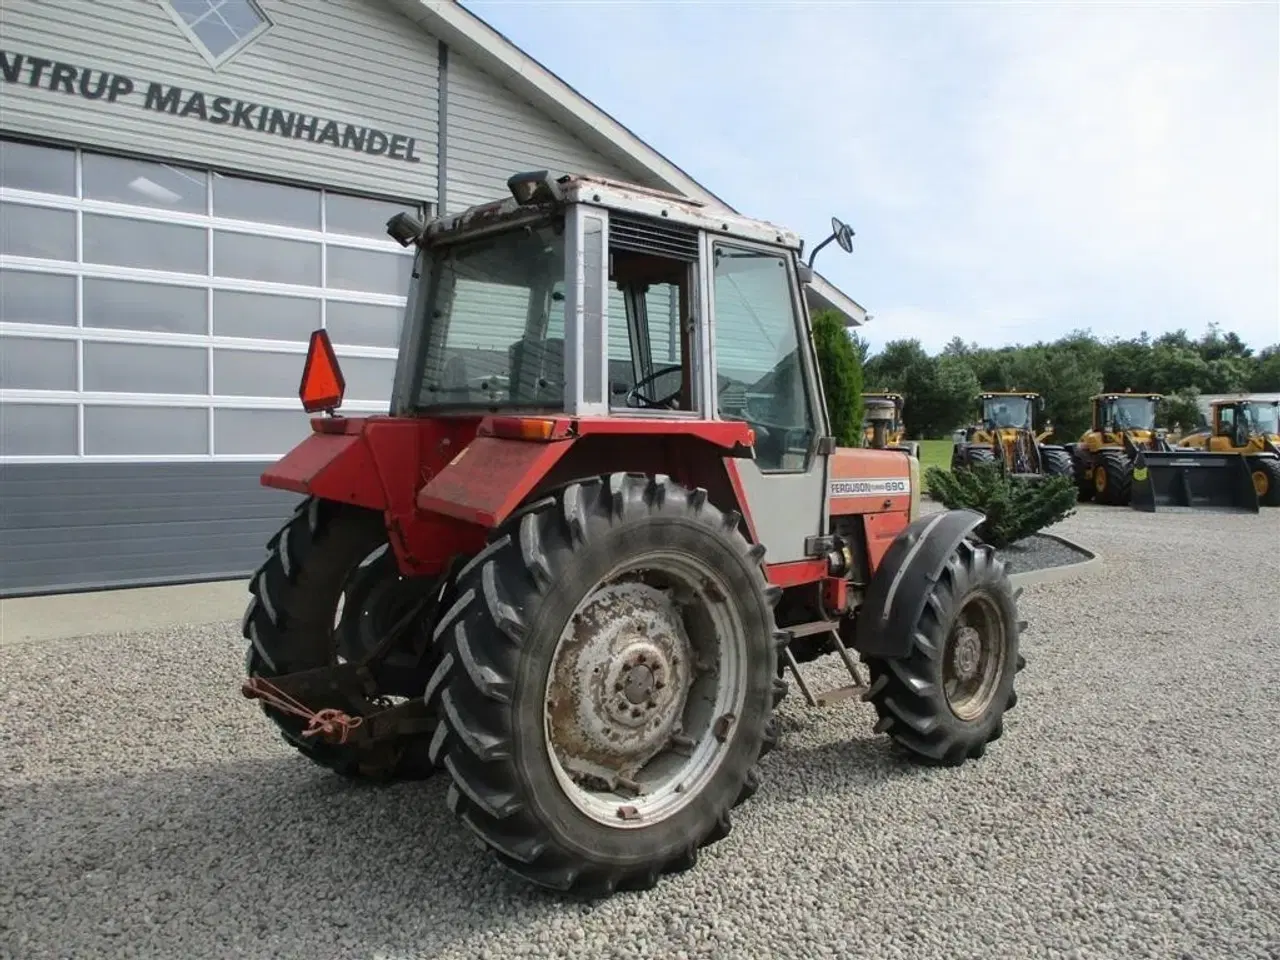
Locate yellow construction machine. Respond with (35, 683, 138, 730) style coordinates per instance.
(1066, 391, 1260, 512)
(861, 392, 918, 458)
(951, 391, 1073, 480)
(1173, 397, 1280, 506)
(1065, 391, 1171, 505)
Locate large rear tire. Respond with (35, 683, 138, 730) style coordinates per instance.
(1250, 457, 1280, 506)
(242, 497, 440, 781)
(425, 473, 786, 896)
(863, 536, 1023, 766)
(1093, 451, 1133, 506)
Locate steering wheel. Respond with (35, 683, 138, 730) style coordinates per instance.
(625, 364, 684, 409)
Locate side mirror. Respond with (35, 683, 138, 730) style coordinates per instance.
(1037, 396, 1046, 411)
(806, 216, 856, 268)
(832, 217, 854, 253)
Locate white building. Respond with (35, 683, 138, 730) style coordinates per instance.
(0, 0, 867, 595)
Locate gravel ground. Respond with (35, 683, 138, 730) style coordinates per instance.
(2, 503, 1279, 960)
(995, 532, 1094, 574)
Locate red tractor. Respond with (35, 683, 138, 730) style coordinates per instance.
(241, 172, 1026, 896)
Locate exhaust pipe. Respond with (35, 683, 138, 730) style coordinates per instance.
(1131, 450, 1260, 514)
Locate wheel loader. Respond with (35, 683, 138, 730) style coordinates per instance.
(950, 391, 1073, 480)
(861, 391, 918, 458)
(239, 171, 1027, 897)
(1066, 391, 1257, 511)
(1171, 397, 1280, 507)
(1065, 391, 1169, 505)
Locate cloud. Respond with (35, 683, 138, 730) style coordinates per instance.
(866, 4, 1280, 350)
(464, 1, 1278, 353)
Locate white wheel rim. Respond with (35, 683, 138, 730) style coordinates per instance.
(542, 550, 749, 828)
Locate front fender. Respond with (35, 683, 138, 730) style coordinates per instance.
(853, 508, 986, 659)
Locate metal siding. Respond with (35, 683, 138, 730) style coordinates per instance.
(0, 8, 724, 596)
(0, 0, 438, 201)
(444, 52, 635, 213)
(0, 462, 297, 596)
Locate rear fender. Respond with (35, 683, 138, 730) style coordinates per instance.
(417, 435, 575, 528)
(260, 420, 385, 509)
(852, 508, 986, 659)
(418, 426, 757, 533)
(261, 415, 486, 576)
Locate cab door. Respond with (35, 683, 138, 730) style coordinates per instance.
(705, 238, 830, 563)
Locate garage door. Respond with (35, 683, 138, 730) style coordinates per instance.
(0, 134, 422, 457)
(0, 134, 423, 595)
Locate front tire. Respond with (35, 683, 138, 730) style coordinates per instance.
(953, 445, 995, 472)
(1250, 457, 1280, 506)
(1040, 445, 1074, 481)
(1069, 448, 1095, 502)
(1093, 451, 1133, 506)
(425, 473, 787, 895)
(863, 537, 1023, 766)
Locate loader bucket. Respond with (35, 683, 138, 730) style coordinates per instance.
(1130, 450, 1260, 513)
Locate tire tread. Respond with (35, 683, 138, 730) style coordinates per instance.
(427, 472, 783, 896)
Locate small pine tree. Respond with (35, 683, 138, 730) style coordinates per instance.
(924, 461, 1077, 548)
(810, 309, 864, 446)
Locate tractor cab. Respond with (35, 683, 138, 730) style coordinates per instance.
(332, 170, 869, 563)
(1212, 398, 1280, 448)
(1091, 392, 1161, 437)
(977, 393, 1041, 433)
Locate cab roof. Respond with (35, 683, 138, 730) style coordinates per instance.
(979, 392, 1039, 399)
(427, 171, 803, 251)
(1208, 396, 1279, 407)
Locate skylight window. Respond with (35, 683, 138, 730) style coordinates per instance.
(163, 0, 272, 67)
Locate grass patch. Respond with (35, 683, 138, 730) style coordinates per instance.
(917, 439, 953, 490)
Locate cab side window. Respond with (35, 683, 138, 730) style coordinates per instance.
(607, 238, 696, 413)
(711, 243, 814, 471)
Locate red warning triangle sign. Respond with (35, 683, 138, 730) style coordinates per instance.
(299, 329, 346, 413)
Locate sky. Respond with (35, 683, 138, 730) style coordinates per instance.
(462, 0, 1279, 356)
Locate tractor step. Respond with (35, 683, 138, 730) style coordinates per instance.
(781, 619, 868, 708)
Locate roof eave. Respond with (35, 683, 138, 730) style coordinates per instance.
(805, 273, 868, 327)
(392, 0, 869, 328)
(393, 0, 732, 210)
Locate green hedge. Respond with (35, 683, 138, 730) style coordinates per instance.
(924, 461, 1077, 548)
(811, 309, 863, 446)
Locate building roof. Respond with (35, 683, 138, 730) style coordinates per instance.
(387, 0, 868, 327)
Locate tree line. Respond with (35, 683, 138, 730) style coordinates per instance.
(849, 324, 1280, 441)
